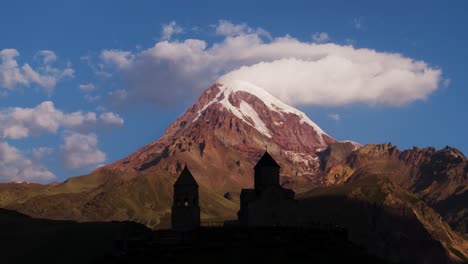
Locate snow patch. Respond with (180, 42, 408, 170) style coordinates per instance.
(239, 101, 272, 138)
(284, 151, 320, 167)
(273, 121, 283, 126)
(341, 140, 362, 151)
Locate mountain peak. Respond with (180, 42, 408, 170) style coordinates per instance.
(194, 80, 330, 145)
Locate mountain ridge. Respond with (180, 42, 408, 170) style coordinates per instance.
(322, 143, 467, 234)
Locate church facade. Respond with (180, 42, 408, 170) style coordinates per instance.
(237, 152, 298, 227)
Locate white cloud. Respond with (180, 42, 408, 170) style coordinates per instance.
(0, 49, 28, 88)
(36, 50, 57, 64)
(22, 64, 58, 89)
(161, 21, 183, 40)
(312, 32, 330, 43)
(328, 113, 341, 121)
(107, 89, 128, 105)
(99, 21, 443, 107)
(0, 49, 73, 93)
(216, 20, 271, 39)
(84, 94, 101, 103)
(81, 54, 112, 78)
(99, 112, 124, 126)
(219, 56, 441, 106)
(79, 83, 96, 91)
(100, 50, 134, 69)
(0, 141, 55, 183)
(61, 111, 97, 128)
(60, 132, 106, 169)
(0, 101, 123, 139)
(0, 101, 62, 138)
(60, 66, 75, 78)
(31, 147, 53, 161)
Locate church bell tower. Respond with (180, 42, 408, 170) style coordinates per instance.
(254, 151, 281, 190)
(171, 166, 200, 230)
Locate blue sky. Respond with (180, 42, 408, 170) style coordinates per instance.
(1, 0, 467, 183)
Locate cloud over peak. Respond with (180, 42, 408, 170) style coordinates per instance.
(98, 21, 443, 107)
(219, 55, 440, 106)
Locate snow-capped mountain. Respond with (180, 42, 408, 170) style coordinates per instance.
(194, 80, 330, 143)
(104, 80, 337, 191)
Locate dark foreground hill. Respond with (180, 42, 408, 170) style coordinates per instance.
(0, 208, 389, 264)
(0, 208, 149, 264)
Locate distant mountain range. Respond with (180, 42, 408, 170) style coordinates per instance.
(1, 80, 467, 263)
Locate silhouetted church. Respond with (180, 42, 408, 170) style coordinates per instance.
(171, 166, 200, 230)
(171, 152, 298, 229)
(237, 152, 298, 226)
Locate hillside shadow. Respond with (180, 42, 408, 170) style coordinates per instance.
(113, 226, 389, 264)
(0, 208, 150, 264)
(297, 194, 450, 264)
(1, 207, 387, 264)
(433, 191, 468, 234)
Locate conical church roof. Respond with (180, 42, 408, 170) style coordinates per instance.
(174, 166, 198, 187)
(254, 151, 280, 169)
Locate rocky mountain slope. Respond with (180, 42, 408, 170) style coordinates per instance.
(298, 175, 468, 263)
(321, 143, 467, 234)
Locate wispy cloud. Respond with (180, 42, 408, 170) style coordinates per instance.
(352, 17, 364, 30)
(216, 20, 271, 39)
(161, 21, 183, 40)
(79, 83, 96, 92)
(36, 50, 57, 64)
(442, 78, 451, 88)
(328, 113, 341, 122)
(100, 50, 134, 69)
(312, 32, 330, 43)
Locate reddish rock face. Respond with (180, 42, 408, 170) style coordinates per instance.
(324, 143, 468, 234)
(101, 81, 337, 192)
